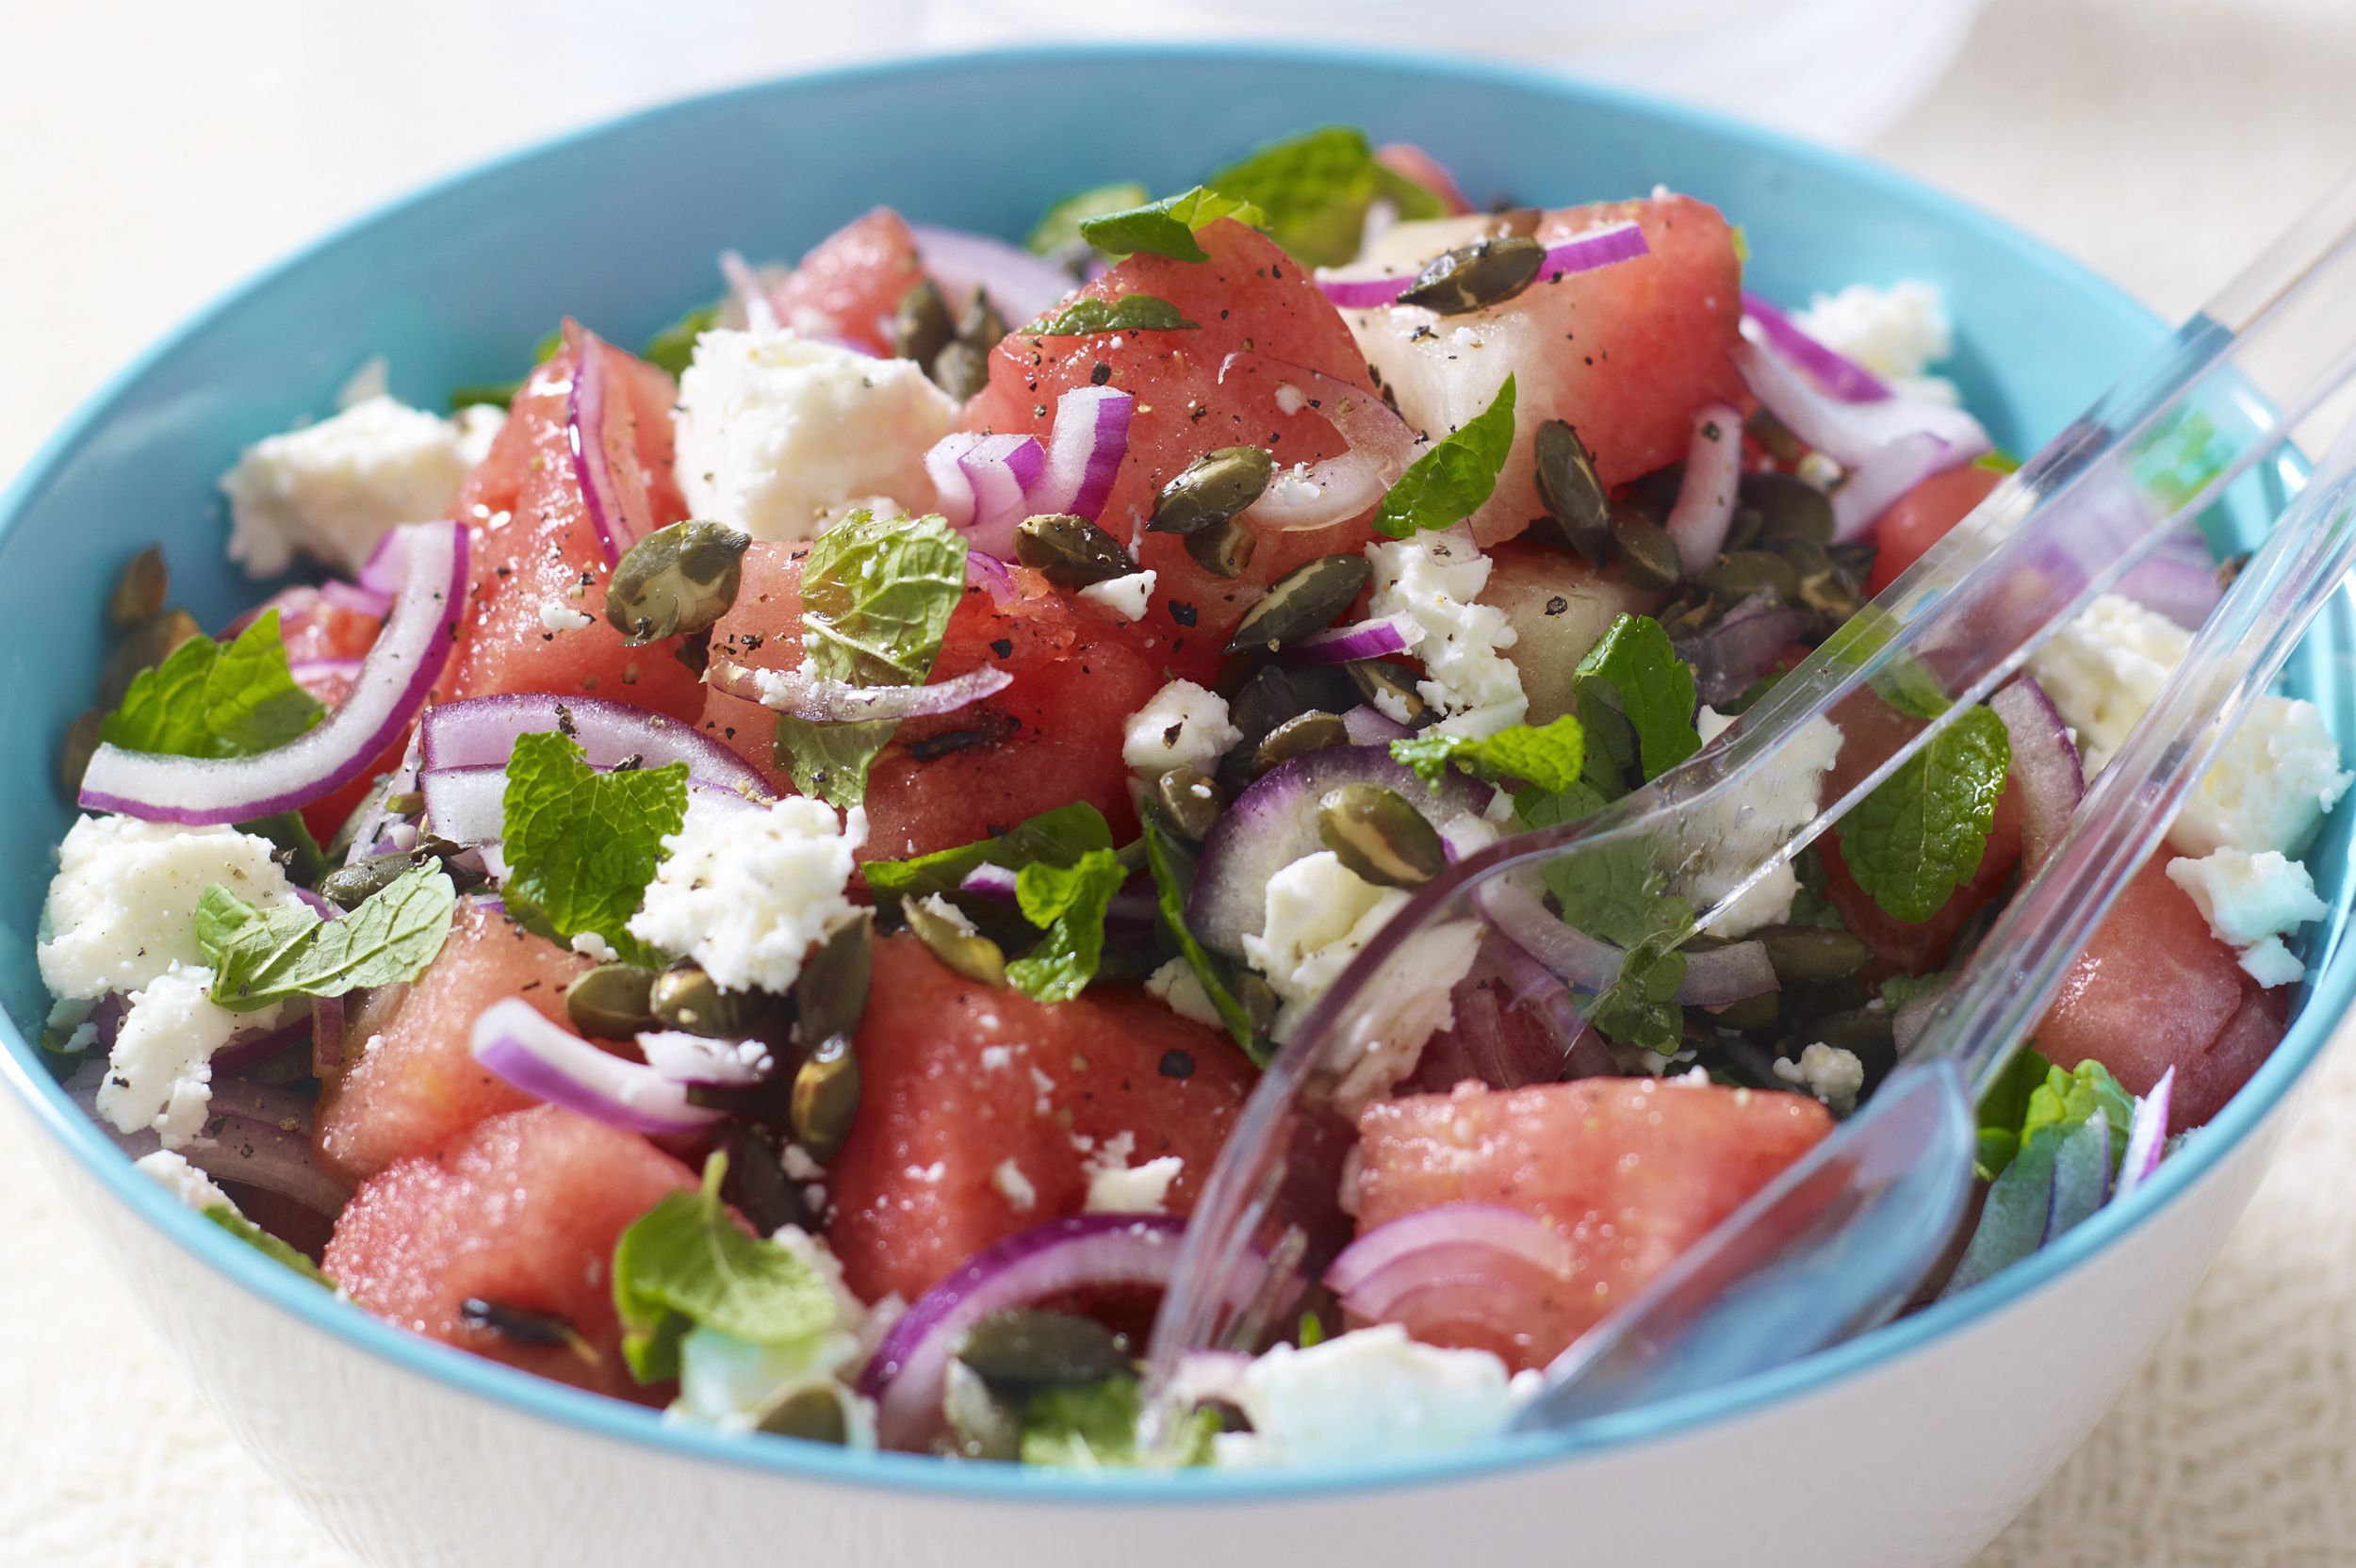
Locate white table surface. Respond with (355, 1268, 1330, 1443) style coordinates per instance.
(5, 0, 2355, 1561)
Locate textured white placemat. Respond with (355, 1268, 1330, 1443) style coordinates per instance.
(4, 1, 2354, 1562)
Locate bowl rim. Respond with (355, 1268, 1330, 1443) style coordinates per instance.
(1, 36, 2343, 1506)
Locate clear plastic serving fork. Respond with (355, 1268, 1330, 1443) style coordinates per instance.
(1143, 172, 2356, 1441)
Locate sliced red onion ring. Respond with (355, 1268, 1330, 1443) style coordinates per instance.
(1340, 705, 1413, 746)
(344, 727, 424, 867)
(1829, 428, 1986, 542)
(635, 1029, 774, 1087)
(69, 1066, 352, 1218)
(718, 249, 780, 335)
(957, 433, 1047, 559)
(1740, 291, 1892, 402)
(2117, 529, 2224, 629)
(319, 579, 393, 617)
(469, 998, 724, 1136)
(82, 520, 466, 825)
(1219, 351, 1418, 532)
(1732, 335, 1989, 476)
(2117, 1067, 2175, 1197)
(707, 656, 1011, 724)
(421, 764, 760, 849)
(965, 548, 1016, 606)
(1025, 386, 1133, 524)
(910, 223, 1076, 328)
(564, 322, 646, 565)
(1326, 1203, 1578, 1359)
(926, 433, 981, 532)
(1317, 220, 1650, 310)
(1663, 402, 1744, 576)
(1674, 593, 1810, 710)
(418, 693, 770, 795)
(1294, 612, 1423, 665)
(356, 530, 407, 596)
(1989, 676, 2085, 870)
(210, 1009, 318, 1076)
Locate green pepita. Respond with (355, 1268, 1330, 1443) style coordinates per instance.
(794, 914, 874, 1048)
(1744, 407, 1804, 466)
(317, 853, 425, 911)
(1153, 765, 1224, 842)
(1252, 710, 1348, 776)
(1317, 783, 1446, 888)
(648, 963, 746, 1037)
(1708, 990, 1783, 1034)
(1611, 507, 1682, 591)
(564, 962, 660, 1039)
(1151, 446, 1274, 536)
(760, 1386, 850, 1445)
(1183, 515, 1256, 579)
(57, 709, 103, 798)
(957, 287, 1008, 356)
(1740, 471, 1837, 548)
(1235, 972, 1282, 1038)
(790, 1032, 861, 1163)
(957, 1309, 1127, 1388)
(107, 546, 169, 630)
(1013, 513, 1136, 587)
(893, 277, 956, 369)
(1396, 236, 1546, 316)
(1347, 659, 1428, 726)
(931, 340, 991, 402)
(1533, 420, 1609, 560)
(604, 519, 751, 646)
(1222, 554, 1370, 657)
(1700, 549, 1800, 605)
(904, 894, 1007, 987)
(941, 1362, 1024, 1462)
(1758, 926, 1872, 987)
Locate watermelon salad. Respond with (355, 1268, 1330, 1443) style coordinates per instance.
(36, 127, 2350, 1469)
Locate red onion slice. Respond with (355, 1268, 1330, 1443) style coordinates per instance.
(356, 530, 407, 595)
(1663, 402, 1745, 576)
(706, 656, 1012, 724)
(318, 579, 393, 617)
(81, 520, 466, 825)
(1317, 220, 1650, 310)
(1989, 676, 2085, 870)
(1828, 428, 1986, 542)
(1218, 351, 1420, 533)
(1740, 291, 1892, 402)
(564, 322, 646, 565)
(1674, 593, 1810, 709)
(2117, 1067, 2175, 1197)
(965, 548, 1016, 606)
(1326, 1201, 1574, 1296)
(957, 433, 1047, 559)
(418, 693, 770, 795)
(1327, 1203, 1579, 1363)
(469, 998, 724, 1136)
(1294, 612, 1423, 665)
(209, 1009, 319, 1076)
(1732, 335, 1991, 477)
(910, 223, 1076, 328)
(718, 249, 780, 335)
(2117, 529, 2224, 629)
(1024, 386, 1133, 524)
(1340, 704, 1413, 746)
(926, 433, 981, 532)
(69, 1066, 352, 1218)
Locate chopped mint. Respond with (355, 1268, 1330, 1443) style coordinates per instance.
(1391, 714, 1585, 792)
(864, 803, 1116, 905)
(1372, 373, 1516, 539)
(644, 302, 721, 379)
(2131, 406, 2233, 514)
(1516, 780, 1692, 1055)
(613, 1153, 838, 1383)
(1079, 187, 1269, 265)
(1786, 844, 1845, 929)
(1021, 294, 1200, 336)
(2021, 1057, 2135, 1171)
(501, 729, 687, 969)
(204, 1205, 335, 1288)
(1028, 182, 1153, 256)
(198, 860, 456, 1013)
(1020, 1375, 1216, 1469)
(1296, 1309, 1326, 1348)
(1944, 1057, 2129, 1298)
(773, 511, 968, 808)
(100, 609, 323, 760)
(1005, 848, 1127, 1004)
(1973, 1046, 2052, 1179)
(1370, 162, 1451, 226)
(1972, 449, 2022, 475)
(1814, 604, 1949, 722)
(1141, 817, 1261, 1062)
(1833, 705, 2009, 923)
(1573, 613, 1701, 782)
(1207, 125, 1425, 270)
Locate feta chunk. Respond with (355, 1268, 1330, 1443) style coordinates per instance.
(1121, 679, 1242, 776)
(1081, 1131, 1183, 1215)
(2165, 848, 2329, 988)
(1077, 568, 1157, 622)
(1681, 707, 1843, 937)
(1217, 1326, 1532, 1468)
(1145, 956, 1223, 1029)
(627, 798, 865, 993)
(97, 965, 285, 1150)
(39, 815, 298, 1002)
(1792, 281, 1960, 405)
(221, 393, 503, 577)
(538, 599, 595, 634)
(135, 1150, 239, 1216)
(991, 1158, 1039, 1212)
(1773, 1042, 1866, 1112)
(674, 328, 957, 542)
(2029, 594, 2351, 855)
(1366, 531, 1526, 738)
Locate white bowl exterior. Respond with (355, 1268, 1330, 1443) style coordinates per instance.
(35, 1086, 2293, 1568)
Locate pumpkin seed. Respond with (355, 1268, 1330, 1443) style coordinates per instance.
(1153, 765, 1224, 842)
(1759, 926, 1871, 987)
(1793, 1007, 1895, 1063)
(1184, 514, 1255, 579)
(1252, 710, 1348, 776)
(318, 853, 423, 911)
(794, 914, 874, 1048)
(716, 1121, 813, 1235)
(1533, 420, 1609, 555)
(957, 286, 1008, 355)
(790, 1032, 861, 1162)
(1223, 554, 1370, 656)
(649, 963, 746, 1037)
(57, 709, 103, 798)
(1151, 446, 1275, 536)
(1744, 407, 1804, 466)
(1396, 236, 1546, 316)
(760, 1386, 850, 1445)
(904, 895, 1006, 987)
(1228, 665, 1312, 747)
(564, 962, 660, 1039)
(604, 519, 751, 645)
(1236, 972, 1281, 1038)
(107, 546, 169, 630)
(931, 340, 991, 401)
(1013, 513, 1136, 587)
(893, 277, 956, 368)
(97, 607, 200, 708)
(1317, 783, 1445, 887)
(1778, 538, 1855, 623)
(1612, 508, 1682, 591)
(957, 1309, 1127, 1388)
(1621, 465, 1683, 526)
(1347, 659, 1428, 726)
(1700, 549, 1800, 604)
(1740, 471, 1836, 548)
(1710, 991, 1782, 1033)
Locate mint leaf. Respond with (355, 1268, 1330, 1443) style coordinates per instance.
(863, 803, 1116, 904)
(613, 1154, 836, 1383)
(1944, 1103, 2115, 1298)
(1515, 780, 1692, 1054)
(1372, 373, 1517, 538)
(773, 511, 968, 808)
(1078, 187, 1268, 264)
(502, 730, 687, 967)
(644, 302, 720, 379)
(1972, 1044, 2052, 1179)
(200, 860, 458, 1012)
(1020, 1375, 1216, 1469)
(1141, 816, 1261, 1061)
(2021, 1058, 2135, 1172)
(1391, 714, 1584, 792)
(1005, 848, 1126, 1004)
(1833, 705, 2009, 923)
(1206, 125, 1395, 269)
(1021, 294, 1200, 335)
(204, 1205, 335, 1288)
(1814, 604, 1948, 722)
(1574, 613, 1701, 781)
(100, 609, 324, 760)
(1371, 162, 1451, 225)
(1029, 181, 1153, 256)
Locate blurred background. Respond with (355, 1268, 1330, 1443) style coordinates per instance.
(4, 0, 2355, 1563)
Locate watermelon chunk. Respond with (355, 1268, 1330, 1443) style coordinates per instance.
(1353, 1078, 1831, 1369)
(826, 934, 1256, 1303)
(324, 1105, 698, 1401)
(768, 208, 924, 356)
(1867, 463, 2004, 596)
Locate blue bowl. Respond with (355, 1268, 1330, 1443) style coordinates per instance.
(3, 42, 2345, 1568)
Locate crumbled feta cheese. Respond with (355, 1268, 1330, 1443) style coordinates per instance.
(2165, 848, 2329, 988)
(1681, 707, 1843, 937)
(781, 1143, 828, 1183)
(134, 1150, 239, 1216)
(1792, 281, 1960, 405)
(1366, 531, 1526, 738)
(2029, 594, 2351, 856)
(913, 892, 978, 936)
(1216, 1326, 1533, 1468)
(1145, 957, 1223, 1029)
(221, 394, 503, 577)
(1773, 1042, 1866, 1112)
(627, 798, 865, 993)
(539, 599, 595, 634)
(1082, 1129, 1183, 1215)
(1077, 568, 1157, 621)
(673, 328, 957, 542)
(991, 1158, 1039, 1212)
(97, 965, 284, 1150)
(1121, 679, 1242, 777)
(39, 816, 298, 1002)
(568, 931, 618, 964)
(636, 1030, 774, 1084)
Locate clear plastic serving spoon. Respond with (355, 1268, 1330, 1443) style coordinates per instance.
(1143, 172, 2356, 1440)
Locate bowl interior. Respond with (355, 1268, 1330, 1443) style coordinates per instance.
(2, 42, 2348, 1496)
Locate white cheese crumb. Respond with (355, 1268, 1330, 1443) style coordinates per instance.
(1365, 531, 1526, 738)
(539, 599, 595, 634)
(1077, 568, 1157, 621)
(134, 1150, 239, 1217)
(991, 1158, 1039, 1212)
(2165, 848, 2329, 988)
(1773, 1042, 1866, 1113)
(1216, 1326, 1533, 1468)
(1121, 679, 1242, 776)
(1145, 957, 1223, 1029)
(568, 931, 618, 964)
(1680, 707, 1843, 938)
(98, 966, 285, 1150)
(39, 816, 298, 1002)
(626, 798, 865, 993)
(1792, 281, 1960, 405)
(1080, 1131, 1184, 1216)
